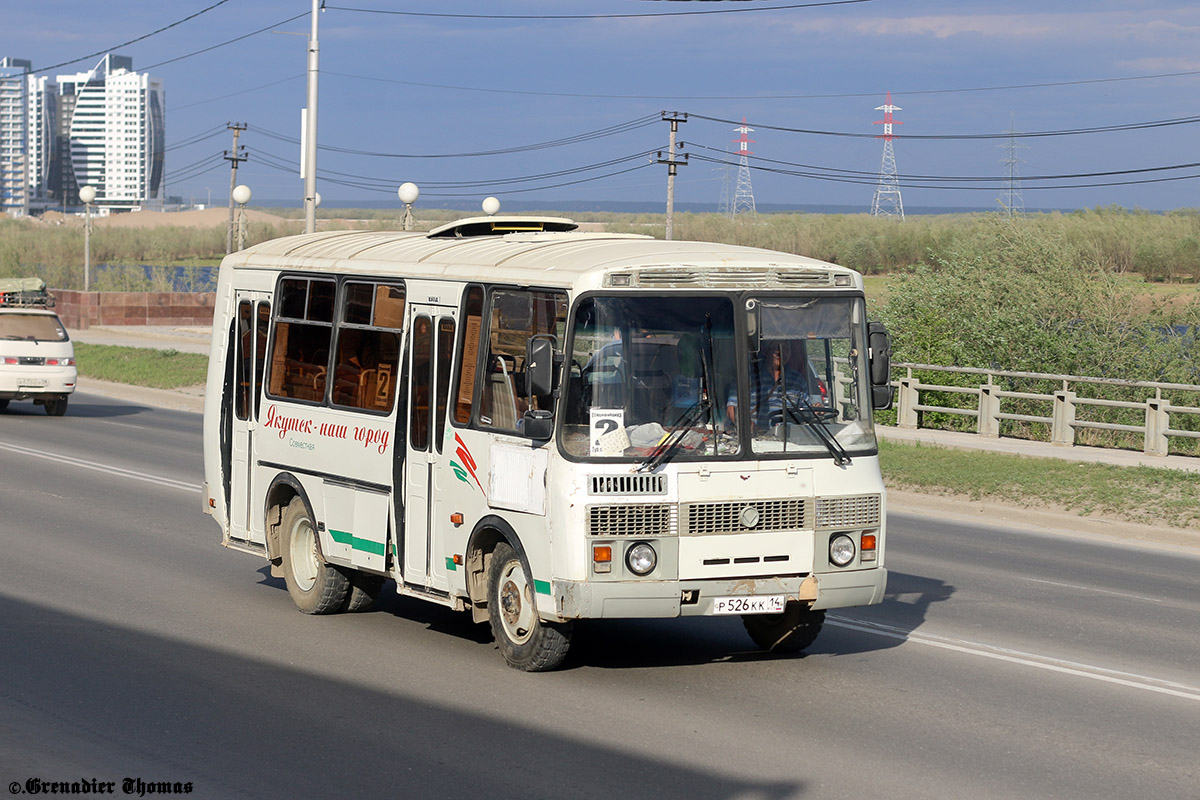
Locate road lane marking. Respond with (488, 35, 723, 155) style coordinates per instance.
(1023, 577, 1165, 603)
(828, 615, 1200, 703)
(0, 441, 198, 493)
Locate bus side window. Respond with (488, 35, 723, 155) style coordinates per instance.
(331, 281, 404, 412)
(235, 301, 252, 420)
(267, 277, 335, 403)
(453, 286, 484, 425)
(478, 287, 567, 432)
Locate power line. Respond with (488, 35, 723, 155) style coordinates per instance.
(32, 0, 234, 75)
(251, 115, 660, 158)
(689, 112, 1200, 141)
(686, 152, 1200, 190)
(325, 1, 881, 21)
(246, 145, 659, 190)
(141, 13, 309, 71)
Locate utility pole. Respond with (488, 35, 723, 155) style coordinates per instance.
(224, 122, 248, 253)
(303, 0, 321, 235)
(657, 111, 687, 240)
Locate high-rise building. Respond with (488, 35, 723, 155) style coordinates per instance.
(0, 54, 164, 214)
(0, 57, 32, 216)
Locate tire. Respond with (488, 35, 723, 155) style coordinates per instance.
(279, 497, 349, 614)
(743, 603, 825, 654)
(0, 399, 9, 410)
(487, 542, 572, 672)
(44, 396, 67, 416)
(343, 571, 385, 612)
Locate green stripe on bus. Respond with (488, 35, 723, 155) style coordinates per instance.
(329, 529, 387, 556)
(534, 579, 551, 596)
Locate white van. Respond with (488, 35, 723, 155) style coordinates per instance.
(0, 278, 76, 416)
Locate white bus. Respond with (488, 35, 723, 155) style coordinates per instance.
(202, 216, 894, 671)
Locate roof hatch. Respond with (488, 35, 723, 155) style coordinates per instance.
(426, 215, 578, 238)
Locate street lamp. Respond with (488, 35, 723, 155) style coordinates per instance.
(232, 184, 252, 251)
(398, 182, 419, 231)
(482, 196, 500, 216)
(78, 185, 96, 292)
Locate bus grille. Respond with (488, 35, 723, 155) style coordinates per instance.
(588, 504, 675, 537)
(589, 474, 667, 496)
(815, 495, 881, 529)
(683, 499, 807, 535)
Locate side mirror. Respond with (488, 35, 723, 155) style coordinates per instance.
(525, 335, 555, 398)
(522, 409, 553, 440)
(868, 321, 894, 410)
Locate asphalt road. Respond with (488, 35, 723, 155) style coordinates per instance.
(1, 391, 1198, 799)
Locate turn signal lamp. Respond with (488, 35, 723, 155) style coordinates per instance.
(861, 532, 878, 562)
(450, 512, 464, 527)
(593, 544, 612, 574)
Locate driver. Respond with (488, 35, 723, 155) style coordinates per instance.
(726, 340, 810, 429)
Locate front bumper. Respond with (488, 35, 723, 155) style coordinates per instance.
(552, 567, 887, 620)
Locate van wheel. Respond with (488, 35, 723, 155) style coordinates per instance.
(343, 571, 385, 612)
(44, 396, 68, 416)
(487, 542, 572, 671)
(280, 497, 349, 614)
(743, 604, 825, 653)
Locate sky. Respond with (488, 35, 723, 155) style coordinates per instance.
(6, 0, 1200, 213)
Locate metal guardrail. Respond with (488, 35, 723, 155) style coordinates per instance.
(891, 363, 1200, 457)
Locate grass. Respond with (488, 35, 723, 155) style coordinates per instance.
(879, 439, 1200, 530)
(75, 343, 208, 389)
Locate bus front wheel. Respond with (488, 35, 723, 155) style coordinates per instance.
(487, 542, 572, 671)
(743, 604, 825, 654)
(280, 497, 349, 614)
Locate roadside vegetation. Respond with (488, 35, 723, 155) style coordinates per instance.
(74, 343, 208, 389)
(880, 439, 1200, 531)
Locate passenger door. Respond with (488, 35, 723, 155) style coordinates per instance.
(229, 293, 270, 544)
(402, 303, 456, 588)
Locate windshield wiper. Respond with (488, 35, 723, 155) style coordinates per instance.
(781, 394, 851, 466)
(637, 397, 709, 472)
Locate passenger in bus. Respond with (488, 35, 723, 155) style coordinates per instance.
(726, 340, 811, 429)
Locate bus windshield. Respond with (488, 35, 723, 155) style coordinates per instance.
(561, 293, 877, 461)
(563, 295, 739, 459)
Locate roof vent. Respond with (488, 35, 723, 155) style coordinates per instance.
(427, 215, 578, 238)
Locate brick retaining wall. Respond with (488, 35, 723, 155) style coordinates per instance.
(52, 290, 215, 329)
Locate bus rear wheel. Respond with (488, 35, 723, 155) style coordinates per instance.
(487, 542, 572, 671)
(343, 571, 385, 612)
(743, 603, 825, 654)
(280, 497, 349, 614)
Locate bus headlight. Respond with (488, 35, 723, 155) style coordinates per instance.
(829, 534, 856, 567)
(626, 543, 657, 576)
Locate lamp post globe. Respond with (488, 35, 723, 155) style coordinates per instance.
(398, 182, 419, 205)
(482, 196, 501, 216)
(78, 185, 96, 204)
(232, 184, 252, 205)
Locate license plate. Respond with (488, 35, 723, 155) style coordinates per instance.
(711, 595, 786, 615)
(18, 379, 46, 388)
